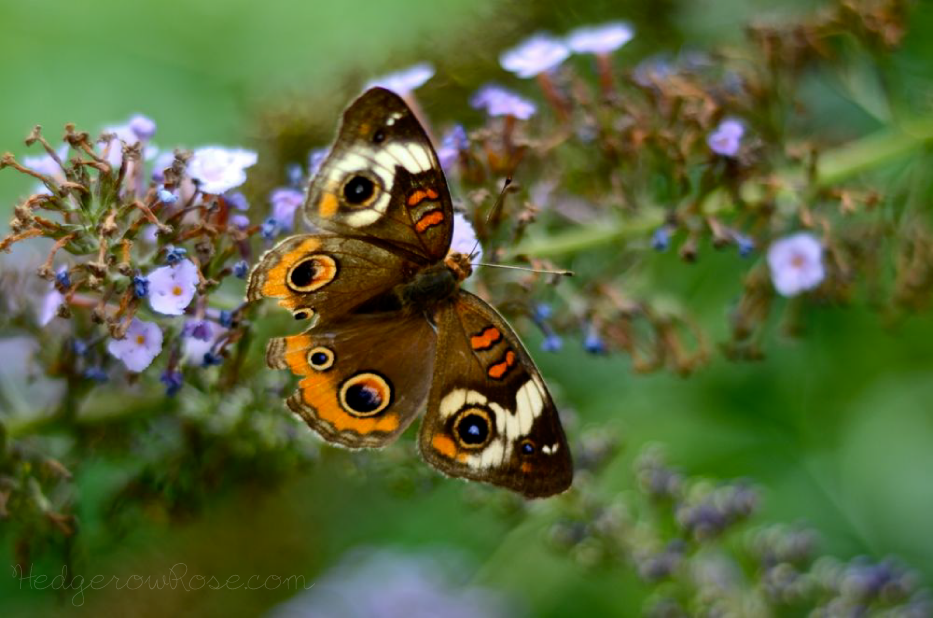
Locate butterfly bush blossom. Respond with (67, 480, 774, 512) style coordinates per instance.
(767, 232, 825, 297)
(146, 258, 199, 315)
(106, 318, 163, 372)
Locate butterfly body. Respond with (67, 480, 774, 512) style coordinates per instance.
(248, 87, 572, 498)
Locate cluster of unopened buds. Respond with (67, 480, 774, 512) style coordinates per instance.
(543, 445, 931, 616)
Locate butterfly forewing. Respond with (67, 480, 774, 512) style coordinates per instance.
(304, 88, 454, 263)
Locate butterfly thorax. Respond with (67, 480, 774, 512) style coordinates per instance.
(394, 251, 472, 311)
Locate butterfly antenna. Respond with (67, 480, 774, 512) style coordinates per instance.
(472, 262, 574, 277)
(468, 176, 512, 260)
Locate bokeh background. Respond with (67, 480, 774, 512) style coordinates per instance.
(2, 0, 933, 616)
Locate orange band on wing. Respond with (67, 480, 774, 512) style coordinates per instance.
(470, 326, 501, 351)
(487, 349, 516, 380)
(414, 210, 444, 233)
(319, 192, 339, 218)
(261, 238, 322, 308)
(298, 373, 400, 435)
(431, 434, 457, 459)
(407, 188, 439, 207)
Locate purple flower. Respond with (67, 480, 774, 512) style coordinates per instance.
(23, 144, 69, 194)
(707, 118, 745, 157)
(132, 274, 149, 298)
(269, 187, 304, 230)
(261, 216, 280, 240)
(107, 318, 163, 372)
(186, 146, 257, 194)
(365, 62, 434, 94)
(566, 22, 634, 55)
(225, 191, 249, 211)
(500, 33, 570, 78)
(308, 148, 329, 176)
(436, 125, 467, 172)
(146, 258, 199, 316)
(151, 151, 176, 183)
(157, 187, 178, 204)
(182, 319, 225, 366)
(542, 333, 563, 352)
(583, 325, 606, 354)
(470, 85, 537, 120)
(450, 213, 482, 262)
(160, 370, 183, 396)
(38, 286, 64, 326)
(128, 114, 157, 140)
(233, 260, 249, 279)
(164, 245, 187, 264)
(652, 226, 671, 251)
(100, 116, 157, 169)
(230, 214, 250, 230)
(23, 144, 69, 178)
(767, 232, 825, 297)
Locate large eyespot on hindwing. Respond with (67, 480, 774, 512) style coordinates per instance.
(286, 254, 337, 293)
(341, 173, 380, 208)
(306, 346, 335, 371)
(451, 406, 495, 450)
(338, 371, 393, 417)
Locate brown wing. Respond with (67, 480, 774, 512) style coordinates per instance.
(268, 311, 437, 448)
(303, 87, 453, 263)
(418, 292, 573, 498)
(247, 234, 410, 325)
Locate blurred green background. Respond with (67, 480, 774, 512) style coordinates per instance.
(2, 0, 933, 616)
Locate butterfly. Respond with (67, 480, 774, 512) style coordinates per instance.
(247, 87, 572, 498)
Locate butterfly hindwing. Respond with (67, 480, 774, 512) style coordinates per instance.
(419, 292, 573, 498)
(304, 87, 454, 262)
(247, 234, 408, 325)
(269, 312, 437, 448)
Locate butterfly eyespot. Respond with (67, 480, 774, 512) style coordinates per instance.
(307, 346, 335, 371)
(520, 439, 536, 456)
(292, 309, 313, 321)
(452, 406, 494, 449)
(372, 129, 386, 143)
(286, 254, 338, 292)
(339, 372, 392, 417)
(343, 175, 376, 206)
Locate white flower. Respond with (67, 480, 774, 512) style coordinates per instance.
(566, 22, 634, 55)
(365, 63, 434, 94)
(107, 318, 163, 372)
(451, 213, 482, 262)
(146, 259, 199, 315)
(500, 33, 570, 78)
(767, 232, 825, 297)
(187, 147, 258, 194)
